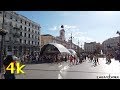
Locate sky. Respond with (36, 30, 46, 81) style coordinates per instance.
(17, 11, 120, 46)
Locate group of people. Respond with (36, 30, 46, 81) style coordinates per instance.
(69, 53, 89, 65)
(20, 53, 40, 64)
(40, 53, 68, 64)
(80, 52, 99, 66)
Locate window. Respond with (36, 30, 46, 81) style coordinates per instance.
(38, 27, 40, 30)
(28, 40, 30, 44)
(0, 11, 2, 14)
(38, 32, 39, 35)
(20, 32, 22, 36)
(29, 23, 30, 26)
(21, 19, 22, 23)
(20, 25, 22, 29)
(38, 37, 39, 40)
(24, 27, 27, 31)
(32, 41, 33, 44)
(35, 31, 37, 34)
(35, 42, 36, 45)
(32, 35, 34, 38)
(38, 42, 39, 45)
(28, 28, 30, 32)
(25, 21, 26, 25)
(24, 33, 26, 37)
(28, 34, 30, 38)
(24, 40, 26, 44)
(16, 18, 17, 21)
(20, 39, 22, 43)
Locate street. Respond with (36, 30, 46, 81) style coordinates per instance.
(15, 58, 120, 79)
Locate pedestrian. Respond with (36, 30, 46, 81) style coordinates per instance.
(106, 46, 112, 64)
(70, 55, 74, 65)
(96, 54, 100, 65)
(106, 53, 111, 64)
(65, 55, 67, 62)
(73, 55, 76, 65)
(3, 54, 16, 79)
(79, 54, 83, 63)
(93, 50, 99, 66)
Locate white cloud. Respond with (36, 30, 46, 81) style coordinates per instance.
(66, 31, 94, 45)
(49, 26, 58, 31)
(63, 25, 94, 45)
(64, 25, 77, 30)
(49, 25, 78, 31)
(49, 24, 95, 46)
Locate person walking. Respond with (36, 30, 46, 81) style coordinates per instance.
(106, 45, 112, 64)
(93, 50, 98, 66)
(69, 55, 74, 65)
(106, 53, 111, 64)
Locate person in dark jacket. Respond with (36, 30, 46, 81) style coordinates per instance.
(3, 55, 16, 79)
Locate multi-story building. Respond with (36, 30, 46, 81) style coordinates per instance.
(102, 37, 119, 54)
(0, 11, 41, 57)
(84, 42, 101, 54)
(41, 34, 55, 48)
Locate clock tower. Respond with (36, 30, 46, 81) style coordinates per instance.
(60, 25, 65, 41)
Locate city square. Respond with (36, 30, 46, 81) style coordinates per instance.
(1, 11, 120, 79)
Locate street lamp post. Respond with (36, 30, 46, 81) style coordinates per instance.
(116, 31, 120, 46)
(70, 33, 74, 49)
(0, 11, 7, 73)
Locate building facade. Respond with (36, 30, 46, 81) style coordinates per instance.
(0, 11, 41, 57)
(41, 34, 55, 48)
(102, 37, 119, 54)
(84, 42, 101, 54)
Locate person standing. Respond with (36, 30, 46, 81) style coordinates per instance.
(106, 45, 112, 64)
(70, 55, 74, 65)
(93, 50, 98, 66)
(3, 54, 16, 79)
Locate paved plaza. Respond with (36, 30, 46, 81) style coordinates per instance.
(14, 58, 120, 79)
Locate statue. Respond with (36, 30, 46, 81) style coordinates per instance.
(61, 25, 64, 28)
